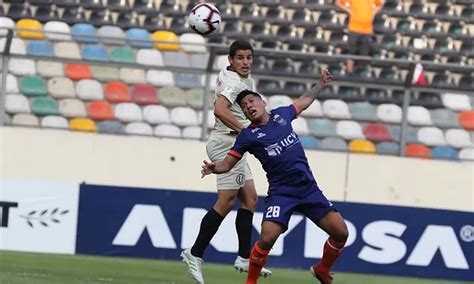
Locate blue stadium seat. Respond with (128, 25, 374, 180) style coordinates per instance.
(126, 28, 153, 48)
(82, 44, 108, 62)
(299, 135, 319, 150)
(27, 40, 53, 56)
(431, 146, 458, 160)
(72, 23, 98, 43)
(376, 142, 400, 155)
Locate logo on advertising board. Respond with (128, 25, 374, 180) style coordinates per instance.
(0, 178, 79, 254)
(76, 184, 474, 281)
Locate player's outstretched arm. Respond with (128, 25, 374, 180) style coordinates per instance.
(294, 69, 332, 113)
(201, 154, 240, 178)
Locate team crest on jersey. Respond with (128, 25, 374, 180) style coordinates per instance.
(257, 132, 266, 139)
(273, 114, 287, 126)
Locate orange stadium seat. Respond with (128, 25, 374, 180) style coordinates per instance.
(65, 64, 93, 80)
(151, 30, 181, 51)
(16, 19, 45, 39)
(349, 139, 376, 154)
(70, 118, 96, 132)
(458, 111, 474, 130)
(405, 144, 431, 159)
(104, 81, 131, 103)
(131, 84, 159, 105)
(87, 101, 115, 120)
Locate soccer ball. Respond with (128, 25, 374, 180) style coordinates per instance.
(188, 3, 221, 36)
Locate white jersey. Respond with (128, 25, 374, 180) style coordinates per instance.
(211, 67, 256, 135)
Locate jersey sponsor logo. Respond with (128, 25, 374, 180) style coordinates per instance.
(273, 114, 287, 126)
(251, 127, 260, 133)
(264, 132, 299, 157)
(257, 133, 266, 139)
(265, 143, 283, 156)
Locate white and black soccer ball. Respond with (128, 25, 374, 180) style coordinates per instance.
(188, 3, 221, 36)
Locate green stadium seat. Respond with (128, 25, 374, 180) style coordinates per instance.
(31, 97, 59, 116)
(109, 47, 135, 63)
(90, 65, 119, 81)
(19, 76, 47, 97)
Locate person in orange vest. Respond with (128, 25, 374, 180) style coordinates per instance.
(336, 0, 384, 73)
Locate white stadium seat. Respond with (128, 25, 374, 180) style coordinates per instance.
(119, 68, 146, 84)
(115, 103, 142, 122)
(302, 99, 323, 117)
(58, 98, 86, 118)
(97, 25, 125, 45)
(163, 51, 190, 68)
(37, 61, 64, 77)
(136, 49, 164, 66)
(0, 17, 15, 37)
(48, 77, 76, 98)
(54, 42, 81, 59)
(5, 94, 30, 114)
(0, 38, 26, 54)
(445, 129, 473, 148)
(179, 33, 207, 53)
(336, 120, 365, 140)
(76, 79, 103, 100)
(213, 55, 228, 70)
(12, 113, 39, 127)
(146, 70, 175, 86)
(442, 93, 471, 112)
(125, 122, 153, 136)
(41, 115, 68, 129)
(417, 127, 446, 146)
(155, 124, 181, 138)
(143, 105, 171, 124)
(1, 74, 20, 93)
(377, 104, 402, 123)
(198, 111, 215, 129)
(322, 99, 351, 119)
(170, 107, 198, 127)
(267, 95, 292, 110)
(408, 106, 432, 126)
(44, 21, 72, 41)
(201, 74, 218, 91)
(182, 126, 202, 139)
(9, 58, 36, 76)
(459, 148, 474, 161)
(292, 117, 310, 135)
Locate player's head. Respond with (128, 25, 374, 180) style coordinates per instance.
(228, 40, 254, 78)
(236, 90, 267, 122)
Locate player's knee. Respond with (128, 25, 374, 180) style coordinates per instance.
(333, 226, 349, 243)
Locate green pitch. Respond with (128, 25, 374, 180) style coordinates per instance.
(0, 250, 469, 284)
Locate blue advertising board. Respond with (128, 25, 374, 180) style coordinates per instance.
(76, 184, 473, 281)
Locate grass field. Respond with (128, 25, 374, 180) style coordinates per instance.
(0, 250, 470, 284)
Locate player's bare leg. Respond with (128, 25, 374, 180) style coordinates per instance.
(311, 211, 349, 284)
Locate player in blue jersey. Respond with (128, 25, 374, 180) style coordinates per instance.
(200, 69, 348, 284)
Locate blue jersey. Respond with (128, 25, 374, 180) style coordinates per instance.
(229, 104, 316, 191)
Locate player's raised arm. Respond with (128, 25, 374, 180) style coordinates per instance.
(294, 69, 332, 114)
(201, 154, 240, 178)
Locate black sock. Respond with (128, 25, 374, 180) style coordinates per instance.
(235, 208, 254, 259)
(191, 208, 224, 258)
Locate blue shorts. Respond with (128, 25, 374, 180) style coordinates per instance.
(263, 180, 336, 232)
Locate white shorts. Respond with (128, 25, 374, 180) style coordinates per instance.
(206, 133, 253, 190)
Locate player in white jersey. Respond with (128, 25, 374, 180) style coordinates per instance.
(181, 41, 271, 283)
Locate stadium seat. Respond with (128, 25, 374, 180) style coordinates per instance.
(376, 103, 402, 123)
(70, 118, 96, 132)
(37, 61, 63, 78)
(143, 105, 170, 124)
(6, 4, 32, 22)
(65, 64, 93, 80)
(349, 139, 376, 154)
(336, 120, 365, 140)
(125, 122, 153, 136)
(197, 111, 215, 129)
(136, 48, 164, 66)
(12, 113, 39, 127)
(174, 73, 202, 89)
(20, 76, 47, 97)
(376, 142, 400, 155)
(47, 77, 75, 98)
(104, 81, 131, 103)
(339, 86, 364, 102)
(408, 106, 433, 126)
(146, 70, 174, 86)
(82, 44, 108, 61)
(267, 95, 293, 110)
(431, 146, 458, 160)
(1, 74, 19, 93)
(459, 148, 474, 161)
(54, 42, 81, 59)
(319, 137, 348, 152)
(389, 125, 419, 143)
(441, 93, 471, 111)
(58, 98, 86, 118)
(445, 129, 473, 148)
(363, 123, 392, 142)
(115, 103, 142, 122)
(97, 121, 125, 135)
(158, 86, 187, 107)
(307, 118, 336, 137)
(185, 88, 212, 110)
(0, 17, 15, 37)
(76, 79, 104, 100)
(35, 6, 60, 23)
(213, 55, 229, 70)
(431, 109, 460, 128)
(109, 47, 135, 63)
(131, 84, 159, 105)
(27, 40, 54, 56)
(41, 115, 68, 129)
(405, 144, 431, 159)
(163, 51, 190, 68)
(61, 7, 86, 25)
(417, 127, 446, 146)
(292, 117, 310, 135)
(31, 97, 59, 116)
(126, 28, 153, 48)
(72, 23, 98, 43)
(8, 59, 36, 76)
(182, 126, 202, 140)
(97, 25, 126, 45)
(152, 30, 181, 51)
(322, 99, 351, 119)
(415, 92, 444, 109)
(16, 19, 45, 39)
(458, 111, 474, 130)
(119, 68, 146, 84)
(302, 99, 323, 118)
(170, 107, 198, 127)
(179, 33, 207, 53)
(154, 124, 181, 138)
(350, 102, 378, 122)
(90, 66, 119, 81)
(5, 94, 30, 114)
(87, 101, 115, 120)
(44, 21, 71, 41)
(299, 135, 319, 150)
